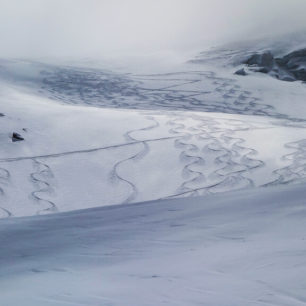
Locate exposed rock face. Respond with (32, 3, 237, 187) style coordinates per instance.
(234, 68, 247, 76)
(12, 132, 24, 142)
(246, 52, 275, 70)
(276, 49, 306, 68)
(243, 49, 306, 82)
(276, 48, 306, 82)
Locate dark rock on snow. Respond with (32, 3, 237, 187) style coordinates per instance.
(244, 48, 306, 82)
(234, 68, 247, 76)
(246, 51, 275, 70)
(12, 132, 24, 142)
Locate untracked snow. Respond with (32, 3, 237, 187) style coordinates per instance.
(1, 184, 306, 305)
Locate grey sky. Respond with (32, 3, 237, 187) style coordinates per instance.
(0, 0, 306, 57)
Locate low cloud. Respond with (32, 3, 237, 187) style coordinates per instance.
(0, 0, 305, 58)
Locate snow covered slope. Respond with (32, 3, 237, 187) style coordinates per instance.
(1, 184, 306, 305)
(1, 59, 306, 217)
(1, 43, 306, 305)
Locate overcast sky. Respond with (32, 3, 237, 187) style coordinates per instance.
(0, 0, 306, 58)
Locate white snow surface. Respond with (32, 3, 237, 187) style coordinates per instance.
(1, 51, 306, 305)
(1, 59, 306, 217)
(2, 184, 306, 305)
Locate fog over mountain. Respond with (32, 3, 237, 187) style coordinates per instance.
(1, 0, 306, 57)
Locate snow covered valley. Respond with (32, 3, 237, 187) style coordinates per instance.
(1, 56, 306, 305)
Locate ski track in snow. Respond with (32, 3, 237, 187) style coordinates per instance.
(0, 104, 11, 217)
(30, 158, 58, 215)
(109, 116, 160, 203)
(0, 164, 12, 217)
(166, 116, 207, 196)
(1, 62, 306, 217)
(162, 115, 266, 199)
(264, 139, 306, 186)
(0, 136, 180, 163)
(18, 65, 306, 125)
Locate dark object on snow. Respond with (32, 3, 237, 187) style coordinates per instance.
(244, 48, 306, 82)
(256, 67, 271, 74)
(276, 48, 306, 68)
(246, 51, 275, 70)
(12, 132, 24, 142)
(275, 48, 306, 82)
(234, 68, 247, 76)
(0, 113, 4, 117)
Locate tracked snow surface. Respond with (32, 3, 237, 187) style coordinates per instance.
(1, 41, 306, 304)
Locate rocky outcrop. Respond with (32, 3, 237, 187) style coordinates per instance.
(242, 48, 306, 82)
(245, 51, 275, 71)
(234, 68, 247, 76)
(12, 132, 24, 142)
(275, 49, 306, 82)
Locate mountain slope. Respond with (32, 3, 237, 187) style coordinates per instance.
(1, 183, 306, 305)
(1, 59, 306, 217)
